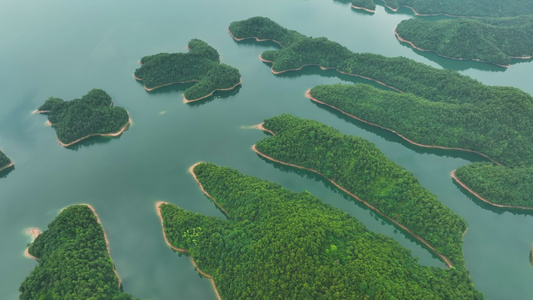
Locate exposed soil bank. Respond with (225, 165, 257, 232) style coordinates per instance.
(0, 160, 14, 173)
(394, 27, 510, 68)
(155, 201, 222, 300)
(350, 4, 376, 13)
(24, 228, 41, 260)
(305, 89, 500, 165)
(183, 79, 242, 103)
(451, 170, 533, 210)
(251, 143, 454, 268)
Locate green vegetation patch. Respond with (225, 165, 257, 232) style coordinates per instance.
(134, 39, 241, 100)
(255, 114, 467, 265)
(161, 162, 482, 299)
(20, 205, 133, 300)
(351, 0, 376, 11)
(231, 16, 533, 208)
(0, 150, 11, 169)
(396, 16, 533, 66)
(38, 89, 130, 146)
(375, 0, 533, 17)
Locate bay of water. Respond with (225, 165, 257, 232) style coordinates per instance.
(1, 0, 532, 299)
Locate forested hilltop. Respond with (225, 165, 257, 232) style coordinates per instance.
(308, 84, 533, 208)
(230, 17, 533, 208)
(160, 162, 482, 299)
(37, 89, 130, 147)
(255, 114, 467, 266)
(396, 16, 533, 66)
(20, 205, 134, 300)
(134, 39, 241, 101)
(352, 0, 533, 17)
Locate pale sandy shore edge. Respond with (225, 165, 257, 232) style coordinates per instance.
(56, 114, 132, 147)
(183, 79, 242, 103)
(350, 4, 376, 13)
(0, 160, 14, 173)
(156, 200, 222, 300)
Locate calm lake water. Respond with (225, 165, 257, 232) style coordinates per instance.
(1, 0, 532, 299)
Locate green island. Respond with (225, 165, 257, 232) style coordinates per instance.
(355, 0, 533, 17)
(0, 150, 13, 172)
(159, 162, 482, 299)
(36, 89, 131, 147)
(134, 39, 241, 102)
(395, 16, 533, 67)
(20, 204, 134, 300)
(230, 16, 533, 208)
(307, 83, 533, 208)
(254, 114, 467, 266)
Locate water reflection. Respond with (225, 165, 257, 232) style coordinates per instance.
(0, 165, 15, 179)
(64, 134, 123, 151)
(185, 85, 242, 108)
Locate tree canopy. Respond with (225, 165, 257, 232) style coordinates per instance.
(134, 39, 241, 101)
(37, 89, 130, 146)
(20, 205, 134, 300)
(396, 16, 533, 66)
(160, 162, 482, 299)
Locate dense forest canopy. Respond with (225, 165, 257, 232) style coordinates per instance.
(134, 39, 240, 100)
(20, 205, 134, 300)
(365, 0, 533, 17)
(230, 16, 533, 208)
(38, 89, 130, 145)
(396, 16, 533, 66)
(255, 114, 467, 265)
(160, 162, 482, 299)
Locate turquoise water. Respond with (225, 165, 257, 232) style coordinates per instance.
(1, 0, 532, 299)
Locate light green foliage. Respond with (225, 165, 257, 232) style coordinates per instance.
(134, 39, 240, 100)
(38, 89, 129, 145)
(396, 16, 533, 65)
(256, 114, 467, 265)
(19, 205, 134, 300)
(161, 163, 483, 299)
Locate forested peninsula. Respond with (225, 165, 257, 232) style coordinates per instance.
(0, 150, 13, 172)
(355, 0, 533, 17)
(20, 205, 134, 300)
(134, 39, 241, 102)
(36, 89, 131, 147)
(230, 16, 533, 208)
(159, 162, 482, 299)
(254, 114, 467, 266)
(395, 16, 533, 66)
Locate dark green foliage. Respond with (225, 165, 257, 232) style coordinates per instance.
(256, 114, 467, 265)
(0, 150, 10, 169)
(134, 39, 241, 99)
(161, 163, 482, 299)
(351, 0, 376, 11)
(455, 163, 533, 207)
(19, 205, 133, 300)
(396, 16, 533, 66)
(381, 0, 533, 17)
(310, 84, 533, 167)
(38, 89, 129, 145)
(228, 16, 306, 47)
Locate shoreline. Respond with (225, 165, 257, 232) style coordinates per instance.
(155, 201, 222, 300)
(251, 143, 454, 268)
(188, 163, 229, 218)
(56, 113, 132, 147)
(384, 3, 479, 18)
(394, 27, 510, 68)
(32, 110, 50, 114)
(183, 78, 242, 103)
(451, 170, 533, 210)
(0, 160, 14, 173)
(305, 89, 500, 165)
(24, 228, 41, 260)
(350, 4, 376, 13)
(252, 123, 275, 136)
(84, 204, 123, 288)
(133, 74, 200, 92)
(227, 28, 283, 47)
